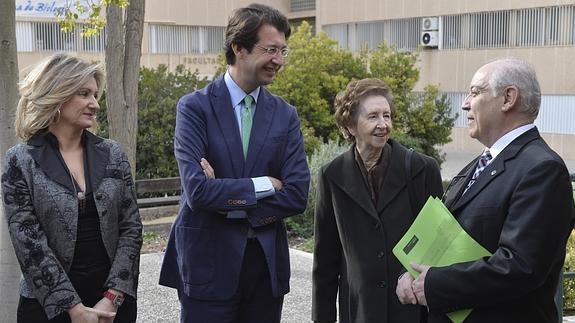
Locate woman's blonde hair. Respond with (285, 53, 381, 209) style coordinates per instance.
(15, 53, 105, 140)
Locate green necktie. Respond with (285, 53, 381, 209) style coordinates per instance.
(241, 95, 254, 157)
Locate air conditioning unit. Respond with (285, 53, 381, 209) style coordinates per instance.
(421, 31, 438, 47)
(422, 17, 439, 31)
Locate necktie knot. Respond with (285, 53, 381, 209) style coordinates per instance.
(463, 149, 493, 194)
(478, 149, 492, 167)
(243, 95, 254, 110)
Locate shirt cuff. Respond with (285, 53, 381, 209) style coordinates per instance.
(252, 176, 275, 200)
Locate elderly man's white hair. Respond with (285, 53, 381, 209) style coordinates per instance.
(485, 58, 541, 119)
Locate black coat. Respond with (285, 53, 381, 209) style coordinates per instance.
(426, 128, 575, 323)
(312, 140, 443, 323)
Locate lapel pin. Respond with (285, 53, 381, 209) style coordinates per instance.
(491, 170, 496, 176)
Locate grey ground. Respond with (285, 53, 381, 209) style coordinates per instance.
(136, 249, 313, 323)
(136, 249, 575, 323)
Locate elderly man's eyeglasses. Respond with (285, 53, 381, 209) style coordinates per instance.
(254, 45, 290, 58)
(464, 88, 489, 101)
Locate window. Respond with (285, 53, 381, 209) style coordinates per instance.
(442, 5, 575, 49)
(16, 21, 106, 52)
(149, 24, 225, 54)
(80, 24, 106, 52)
(469, 11, 509, 48)
(323, 24, 349, 48)
(291, 0, 315, 12)
(34, 22, 75, 51)
(514, 7, 543, 46)
(324, 18, 419, 51)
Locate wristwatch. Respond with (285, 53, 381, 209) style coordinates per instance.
(103, 290, 125, 307)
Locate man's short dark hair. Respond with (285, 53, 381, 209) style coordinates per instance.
(224, 3, 291, 65)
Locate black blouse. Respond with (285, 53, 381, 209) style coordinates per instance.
(44, 132, 110, 292)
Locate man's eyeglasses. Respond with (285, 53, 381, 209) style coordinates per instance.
(254, 45, 290, 58)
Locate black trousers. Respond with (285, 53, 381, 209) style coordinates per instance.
(17, 294, 137, 323)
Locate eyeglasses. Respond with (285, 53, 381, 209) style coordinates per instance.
(464, 87, 489, 101)
(253, 45, 290, 58)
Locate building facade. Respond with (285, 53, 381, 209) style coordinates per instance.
(14, 0, 575, 158)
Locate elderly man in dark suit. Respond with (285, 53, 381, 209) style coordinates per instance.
(158, 4, 310, 323)
(396, 58, 575, 323)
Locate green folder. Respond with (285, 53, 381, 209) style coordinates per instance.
(392, 197, 492, 323)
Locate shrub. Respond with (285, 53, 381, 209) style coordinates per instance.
(564, 230, 575, 311)
(97, 64, 209, 179)
(562, 185, 575, 312)
(285, 140, 348, 238)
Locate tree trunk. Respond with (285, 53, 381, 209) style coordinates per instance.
(105, 0, 145, 178)
(0, 0, 21, 321)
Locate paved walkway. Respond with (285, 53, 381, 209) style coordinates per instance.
(136, 250, 575, 322)
(136, 249, 313, 323)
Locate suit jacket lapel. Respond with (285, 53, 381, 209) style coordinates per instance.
(329, 147, 377, 219)
(210, 77, 244, 176)
(452, 156, 504, 210)
(244, 87, 274, 175)
(376, 141, 409, 214)
(28, 132, 73, 191)
(449, 127, 541, 213)
(443, 157, 477, 210)
(84, 131, 109, 192)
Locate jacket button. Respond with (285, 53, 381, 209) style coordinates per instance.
(95, 193, 103, 200)
(377, 281, 386, 288)
(377, 251, 385, 258)
(374, 222, 381, 229)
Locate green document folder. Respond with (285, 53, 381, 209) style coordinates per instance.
(392, 197, 492, 323)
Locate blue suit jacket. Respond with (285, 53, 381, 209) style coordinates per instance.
(159, 76, 310, 300)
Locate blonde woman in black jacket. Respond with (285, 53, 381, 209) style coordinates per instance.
(2, 53, 142, 323)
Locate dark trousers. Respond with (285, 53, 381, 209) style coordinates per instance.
(179, 239, 284, 323)
(17, 295, 137, 323)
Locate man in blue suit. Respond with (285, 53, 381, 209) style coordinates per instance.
(159, 4, 310, 323)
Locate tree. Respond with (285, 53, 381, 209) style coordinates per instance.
(0, 0, 21, 320)
(59, 0, 145, 175)
(369, 43, 456, 163)
(268, 21, 366, 142)
(97, 64, 210, 179)
(105, 0, 145, 174)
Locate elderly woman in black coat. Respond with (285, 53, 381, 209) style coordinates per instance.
(312, 78, 443, 323)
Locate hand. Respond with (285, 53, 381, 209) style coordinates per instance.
(200, 158, 215, 179)
(411, 262, 431, 306)
(268, 176, 283, 191)
(93, 297, 118, 323)
(68, 303, 115, 323)
(396, 272, 417, 305)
